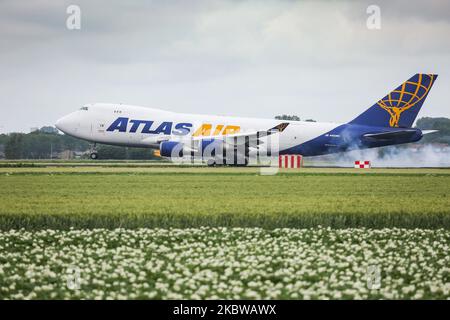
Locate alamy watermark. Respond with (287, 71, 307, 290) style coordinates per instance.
(66, 265, 81, 290)
(66, 5, 81, 30)
(366, 265, 381, 289)
(366, 5, 381, 30)
(167, 127, 282, 175)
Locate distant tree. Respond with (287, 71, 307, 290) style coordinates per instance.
(0, 134, 8, 145)
(0, 126, 162, 160)
(275, 115, 317, 122)
(416, 117, 450, 131)
(95, 145, 126, 159)
(2, 130, 89, 159)
(24, 132, 64, 158)
(59, 134, 89, 151)
(5, 133, 25, 159)
(415, 117, 450, 144)
(127, 147, 158, 160)
(39, 126, 59, 134)
(95, 145, 158, 160)
(275, 115, 301, 121)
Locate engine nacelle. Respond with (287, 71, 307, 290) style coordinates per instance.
(160, 141, 184, 158)
(160, 140, 223, 159)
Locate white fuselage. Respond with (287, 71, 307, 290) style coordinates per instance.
(56, 103, 341, 153)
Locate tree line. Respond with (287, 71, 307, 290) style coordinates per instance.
(0, 128, 159, 160)
(415, 117, 450, 144)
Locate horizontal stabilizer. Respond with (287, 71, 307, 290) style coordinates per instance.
(422, 130, 438, 135)
(362, 129, 418, 142)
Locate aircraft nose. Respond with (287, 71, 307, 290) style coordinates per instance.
(55, 116, 64, 131)
(55, 114, 72, 133)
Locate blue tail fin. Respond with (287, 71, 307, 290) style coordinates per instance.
(350, 74, 438, 128)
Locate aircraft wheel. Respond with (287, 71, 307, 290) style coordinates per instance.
(90, 152, 98, 160)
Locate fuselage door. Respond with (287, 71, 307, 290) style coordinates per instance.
(95, 120, 106, 137)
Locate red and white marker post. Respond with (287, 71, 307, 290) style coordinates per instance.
(279, 155, 303, 168)
(354, 160, 371, 169)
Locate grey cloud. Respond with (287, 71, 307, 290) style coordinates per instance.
(0, 0, 449, 133)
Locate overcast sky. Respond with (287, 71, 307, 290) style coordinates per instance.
(1, 0, 449, 133)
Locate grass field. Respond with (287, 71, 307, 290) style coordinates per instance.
(0, 166, 449, 229)
(1, 164, 450, 299)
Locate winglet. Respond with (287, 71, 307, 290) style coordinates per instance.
(270, 123, 290, 133)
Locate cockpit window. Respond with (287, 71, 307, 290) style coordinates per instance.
(80, 106, 89, 111)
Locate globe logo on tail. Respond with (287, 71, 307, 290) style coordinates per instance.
(377, 74, 435, 127)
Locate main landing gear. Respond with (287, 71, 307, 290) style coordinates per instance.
(89, 143, 98, 160)
(206, 157, 249, 167)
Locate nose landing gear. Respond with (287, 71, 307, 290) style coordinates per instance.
(89, 143, 98, 160)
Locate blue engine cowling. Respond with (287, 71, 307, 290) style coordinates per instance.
(160, 141, 184, 158)
(160, 139, 226, 159)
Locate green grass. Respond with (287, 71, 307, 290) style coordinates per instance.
(0, 159, 171, 168)
(1, 166, 449, 300)
(0, 167, 449, 229)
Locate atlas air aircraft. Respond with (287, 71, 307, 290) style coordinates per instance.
(56, 73, 437, 165)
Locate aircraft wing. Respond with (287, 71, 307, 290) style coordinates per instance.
(143, 122, 289, 151)
(191, 123, 290, 146)
(141, 135, 171, 145)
